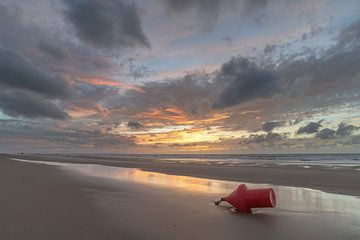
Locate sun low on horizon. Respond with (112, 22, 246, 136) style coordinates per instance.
(0, 0, 360, 154)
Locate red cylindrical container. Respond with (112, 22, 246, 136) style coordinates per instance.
(222, 184, 276, 213)
(245, 188, 276, 209)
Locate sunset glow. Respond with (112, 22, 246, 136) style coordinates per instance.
(0, 0, 359, 153)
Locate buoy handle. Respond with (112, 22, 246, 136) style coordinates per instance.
(214, 197, 225, 205)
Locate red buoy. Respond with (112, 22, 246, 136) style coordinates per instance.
(215, 184, 276, 213)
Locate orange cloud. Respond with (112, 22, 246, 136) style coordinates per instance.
(239, 110, 261, 115)
(87, 77, 145, 93)
(184, 112, 231, 125)
(67, 103, 110, 118)
(95, 103, 110, 116)
(135, 107, 230, 126)
(135, 107, 188, 124)
(69, 75, 145, 93)
(134, 126, 228, 145)
(125, 107, 235, 150)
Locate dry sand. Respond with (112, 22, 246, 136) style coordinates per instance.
(1, 155, 360, 240)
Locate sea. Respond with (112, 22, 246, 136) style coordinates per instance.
(53, 153, 360, 170)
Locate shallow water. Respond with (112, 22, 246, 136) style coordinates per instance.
(11, 158, 360, 229)
(156, 156, 360, 171)
(32, 153, 360, 170)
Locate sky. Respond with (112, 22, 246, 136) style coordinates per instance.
(0, 0, 360, 154)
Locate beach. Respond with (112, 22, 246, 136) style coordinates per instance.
(4, 153, 360, 196)
(1, 154, 360, 240)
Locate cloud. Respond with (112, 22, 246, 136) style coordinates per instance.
(280, 20, 360, 98)
(125, 59, 154, 80)
(0, 90, 69, 120)
(336, 122, 358, 137)
(105, 18, 360, 140)
(0, 2, 116, 79)
(1, 0, 359, 153)
(0, 120, 135, 151)
(334, 19, 360, 51)
(262, 121, 282, 132)
(164, 0, 221, 13)
(281, 48, 360, 94)
(243, 0, 270, 10)
(247, 132, 283, 144)
(316, 128, 336, 139)
(296, 121, 321, 134)
(212, 57, 279, 109)
(163, 0, 272, 30)
(63, 0, 150, 49)
(37, 41, 68, 61)
(127, 121, 143, 129)
(223, 36, 234, 46)
(347, 135, 360, 145)
(163, 0, 221, 30)
(209, 19, 360, 111)
(114, 71, 215, 117)
(0, 47, 70, 98)
(264, 44, 276, 54)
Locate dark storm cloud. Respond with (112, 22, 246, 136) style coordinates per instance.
(209, 19, 360, 111)
(0, 120, 135, 149)
(336, 123, 359, 137)
(0, 1, 147, 121)
(262, 121, 282, 132)
(63, 0, 150, 49)
(0, 90, 69, 120)
(110, 19, 360, 125)
(0, 2, 115, 77)
(113, 71, 215, 116)
(264, 44, 276, 54)
(212, 57, 279, 109)
(0, 48, 70, 98)
(296, 122, 321, 134)
(281, 48, 360, 94)
(112, 58, 282, 123)
(280, 20, 360, 97)
(316, 128, 336, 139)
(45, 128, 134, 147)
(37, 41, 68, 61)
(247, 132, 283, 144)
(127, 121, 143, 129)
(334, 19, 360, 51)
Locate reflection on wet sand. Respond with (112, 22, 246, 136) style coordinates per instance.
(11, 158, 360, 224)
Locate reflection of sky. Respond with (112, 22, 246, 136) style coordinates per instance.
(12, 158, 360, 224)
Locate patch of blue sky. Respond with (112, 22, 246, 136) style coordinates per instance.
(310, 106, 360, 127)
(142, 55, 201, 74)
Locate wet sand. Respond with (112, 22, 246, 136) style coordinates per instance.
(1, 156, 360, 240)
(4, 153, 360, 196)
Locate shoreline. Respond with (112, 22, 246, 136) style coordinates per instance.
(3, 153, 360, 196)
